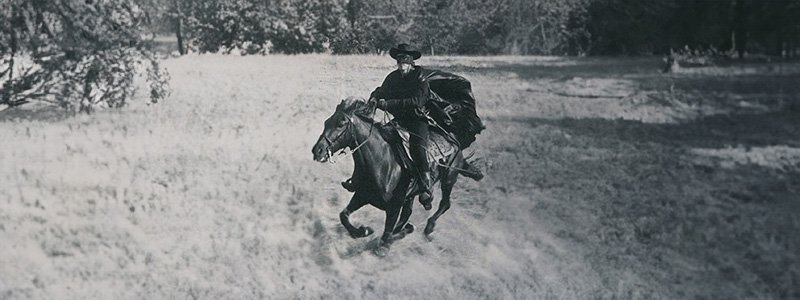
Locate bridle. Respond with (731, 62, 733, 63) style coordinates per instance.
(320, 107, 376, 164)
(319, 102, 473, 172)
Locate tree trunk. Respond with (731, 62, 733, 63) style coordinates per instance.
(540, 22, 547, 54)
(176, 16, 185, 55)
(9, 6, 18, 83)
(733, 0, 747, 59)
(173, 3, 186, 56)
(9, 30, 15, 82)
(346, 0, 361, 28)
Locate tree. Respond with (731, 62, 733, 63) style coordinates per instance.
(732, 0, 747, 59)
(170, 0, 347, 55)
(410, 0, 462, 56)
(269, 0, 347, 54)
(0, 0, 169, 112)
(334, 0, 407, 54)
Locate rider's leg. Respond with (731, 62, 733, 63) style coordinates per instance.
(341, 162, 356, 192)
(406, 119, 433, 207)
(460, 158, 484, 181)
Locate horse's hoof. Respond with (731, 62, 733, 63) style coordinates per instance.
(424, 223, 434, 236)
(391, 224, 415, 240)
(373, 244, 390, 257)
(425, 233, 434, 242)
(404, 224, 415, 234)
(350, 226, 374, 238)
(360, 226, 374, 237)
(419, 194, 433, 211)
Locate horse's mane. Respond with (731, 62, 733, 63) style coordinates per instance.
(337, 96, 383, 125)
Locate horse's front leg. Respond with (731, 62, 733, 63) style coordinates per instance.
(392, 198, 415, 238)
(373, 199, 402, 257)
(340, 193, 373, 238)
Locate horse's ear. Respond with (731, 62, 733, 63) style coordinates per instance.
(338, 96, 366, 113)
(336, 99, 348, 112)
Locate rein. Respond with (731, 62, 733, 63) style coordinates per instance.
(323, 106, 378, 164)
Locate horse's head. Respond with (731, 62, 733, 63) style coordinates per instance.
(312, 96, 372, 162)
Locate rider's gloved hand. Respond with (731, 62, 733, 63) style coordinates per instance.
(376, 99, 387, 109)
(367, 97, 387, 110)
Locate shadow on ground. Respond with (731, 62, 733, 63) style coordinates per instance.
(482, 103, 800, 298)
(0, 106, 75, 123)
(495, 109, 800, 149)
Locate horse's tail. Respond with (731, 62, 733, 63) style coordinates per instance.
(457, 152, 484, 181)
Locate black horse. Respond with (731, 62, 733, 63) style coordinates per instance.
(312, 97, 481, 256)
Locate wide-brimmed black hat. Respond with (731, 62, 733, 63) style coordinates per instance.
(389, 43, 422, 60)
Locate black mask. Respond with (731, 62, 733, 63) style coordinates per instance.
(395, 54, 414, 65)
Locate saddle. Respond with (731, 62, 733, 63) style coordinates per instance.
(380, 120, 459, 196)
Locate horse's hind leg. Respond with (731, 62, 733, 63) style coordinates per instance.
(340, 193, 373, 238)
(424, 172, 456, 240)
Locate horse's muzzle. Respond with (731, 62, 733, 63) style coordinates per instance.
(312, 136, 330, 162)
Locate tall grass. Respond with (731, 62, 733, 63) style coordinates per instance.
(1, 54, 798, 299)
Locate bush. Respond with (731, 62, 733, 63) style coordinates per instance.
(0, 0, 170, 112)
(662, 46, 734, 73)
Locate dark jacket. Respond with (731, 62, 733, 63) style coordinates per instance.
(370, 66, 430, 120)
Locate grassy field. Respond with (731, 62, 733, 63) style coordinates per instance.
(1, 54, 799, 299)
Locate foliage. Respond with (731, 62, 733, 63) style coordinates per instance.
(332, 0, 595, 56)
(5, 0, 797, 108)
(144, 0, 800, 57)
(496, 0, 592, 55)
(0, 0, 170, 112)
(268, 0, 345, 54)
(172, 0, 347, 55)
(587, 0, 800, 56)
(330, 0, 402, 54)
(662, 45, 737, 73)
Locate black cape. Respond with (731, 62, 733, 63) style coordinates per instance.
(420, 69, 485, 148)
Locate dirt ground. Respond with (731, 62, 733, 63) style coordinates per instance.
(1, 55, 798, 299)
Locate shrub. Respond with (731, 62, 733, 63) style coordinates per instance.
(0, 0, 170, 112)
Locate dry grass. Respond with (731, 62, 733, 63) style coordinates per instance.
(1, 54, 798, 299)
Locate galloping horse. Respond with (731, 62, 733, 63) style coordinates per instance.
(312, 97, 481, 256)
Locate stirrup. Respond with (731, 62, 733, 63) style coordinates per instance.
(462, 161, 484, 181)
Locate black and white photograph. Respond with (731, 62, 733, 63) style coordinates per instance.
(1, 0, 799, 299)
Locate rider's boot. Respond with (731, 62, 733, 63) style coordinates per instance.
(341, 178, 356, 192)
(461, 160, 484, 181)
(418, 171, 433, 210)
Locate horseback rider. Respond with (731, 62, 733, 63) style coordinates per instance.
(342, 43, 435, 207)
